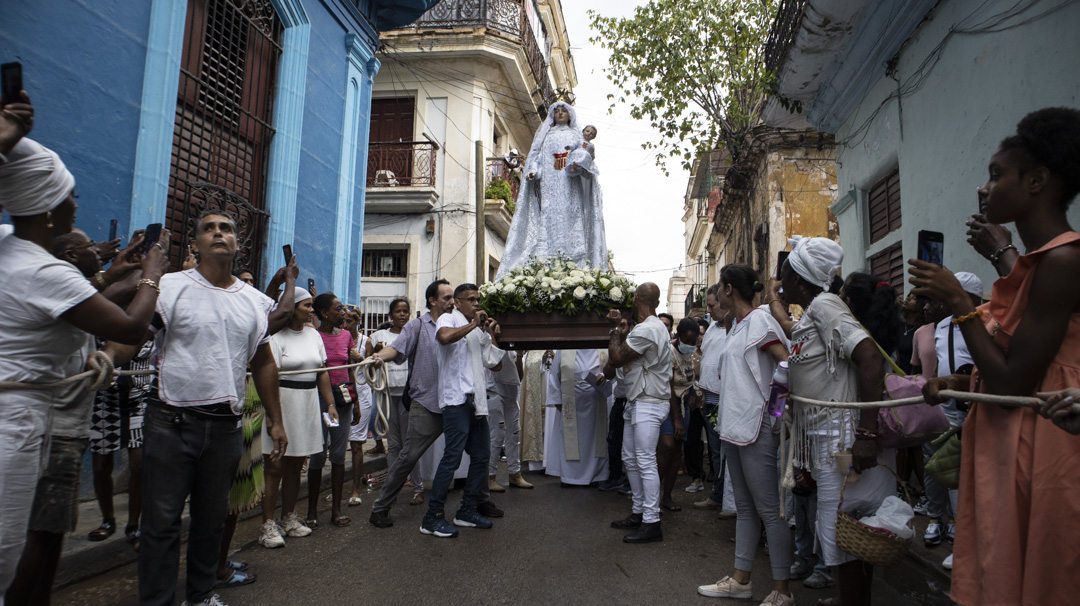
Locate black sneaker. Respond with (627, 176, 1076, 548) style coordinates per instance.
(477, 500, 504, 518)
(597, 477, 623, 491)
(611, 512, 643, 529)
(623, 521, 662, 543)
(369, 510, 394, 528)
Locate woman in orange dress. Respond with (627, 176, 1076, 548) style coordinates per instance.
(909, 107, 1080, 606)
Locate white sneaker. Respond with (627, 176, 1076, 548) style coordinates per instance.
(280, 512, 312, 538)
(181, 595, 229, 606)
(942, 553, 953, 570)
(697, 576, 753, 599)
(685, 479, 705, 493)
(258, 519, 285, 548)
(758, 590, 795, 606)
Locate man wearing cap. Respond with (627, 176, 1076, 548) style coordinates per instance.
(922, 271, 982, 568)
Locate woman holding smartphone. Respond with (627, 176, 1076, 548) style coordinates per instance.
(910, 107, 1080, 606)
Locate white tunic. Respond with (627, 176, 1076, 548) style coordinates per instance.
(543, 350, 610, 485)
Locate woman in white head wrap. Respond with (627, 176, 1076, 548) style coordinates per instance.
(259, 286, 334, 547)
(778, 236, 896, 604)
(0, 115, 169, 591)
(496, 101, 608, 278)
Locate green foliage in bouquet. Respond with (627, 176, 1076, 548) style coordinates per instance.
(480, 254, 636, 317)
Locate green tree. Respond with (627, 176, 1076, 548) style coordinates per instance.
(590, 0, 778, 174)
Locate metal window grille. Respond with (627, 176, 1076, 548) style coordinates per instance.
(167, 0, 282, 277)
(360, 296, 399, 336)
(867, 168, 902, 244)
(362, 249, 407, 278)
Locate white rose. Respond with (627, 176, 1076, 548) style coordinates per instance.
(551, 280, 563, 290)
(583, 275, 595, 285)
(567, 261, 578, 269)
(609, 286, 623, 301)
(502, 282, 516, 294)
(599, 277, 611, 288)
(570, 269, 585, 278)
(524, 277, 536, 287)
(573, 286, 587, 299)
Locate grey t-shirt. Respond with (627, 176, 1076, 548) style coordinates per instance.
(50, 333, 96, 439)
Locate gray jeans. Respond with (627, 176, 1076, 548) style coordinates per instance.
(385, 395, 423, 493)
(372, 404, 443, 513)
(723, 429, 792, 579)
(487, 383, 521, 475)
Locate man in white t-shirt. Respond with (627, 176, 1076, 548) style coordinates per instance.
(487, 349, 532, 491)
(125, 211, 288, 606)
(424, 283, 504, 538)
(606, 283, 672, 543)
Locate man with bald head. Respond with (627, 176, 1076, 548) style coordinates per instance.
(605, 283, 672, 543)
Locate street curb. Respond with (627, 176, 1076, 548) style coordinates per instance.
(54, 453, 387, 590)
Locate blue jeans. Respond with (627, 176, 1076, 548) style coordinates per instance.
(427, 396, 490, 516)
(607, 398, 626, 481)
(138, 402, 242, 606)
(794, 491, 830, 576)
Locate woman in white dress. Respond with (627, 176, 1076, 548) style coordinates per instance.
(496, 101, 607, 278)
(258, 287, 336, 548)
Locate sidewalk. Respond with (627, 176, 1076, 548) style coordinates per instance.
(55, 444, 388, 590)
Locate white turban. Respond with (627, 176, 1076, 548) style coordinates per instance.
(0, 138, 76, 216)
(787, 235, 844, 290)
(280, 286, 312, 305)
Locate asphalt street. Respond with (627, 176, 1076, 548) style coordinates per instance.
(52, 469, 949, 606)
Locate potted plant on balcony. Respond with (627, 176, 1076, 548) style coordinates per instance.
(479, 253, 635, 350)
(485, 177, 515, 214)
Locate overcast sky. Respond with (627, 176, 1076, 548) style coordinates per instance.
(561, 1, 687, 312)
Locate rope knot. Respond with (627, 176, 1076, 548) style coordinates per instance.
(87, 351, 116, 391)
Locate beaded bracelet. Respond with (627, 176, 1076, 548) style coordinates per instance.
(990, 244, 1017, 264)
(953, 309, 983, 326)
(93, 271, 109, 289)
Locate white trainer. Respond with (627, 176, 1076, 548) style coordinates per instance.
(280, 512, 312, 537)
(258, 519, 285, 548)
(758, 590, 795, 606)
(697, 576, 753, 599)
(181, 595, 229, 606)
(943, 553, 954, 570)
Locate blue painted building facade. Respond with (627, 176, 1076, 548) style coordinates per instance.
(1, 0, 436, 304)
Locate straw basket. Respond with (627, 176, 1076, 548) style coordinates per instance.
(835, 464, 912, 567)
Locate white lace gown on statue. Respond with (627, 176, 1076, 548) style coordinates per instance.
(496, 102, 607, 279)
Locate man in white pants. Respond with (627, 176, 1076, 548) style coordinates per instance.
(606, 283, 672, 543)
(487, 350, 533, 491)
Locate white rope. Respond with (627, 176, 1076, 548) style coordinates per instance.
(788, 389, 1072, 412)
(360, 360, 392, 439)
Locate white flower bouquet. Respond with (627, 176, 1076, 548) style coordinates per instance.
(479, 253, 636, 317)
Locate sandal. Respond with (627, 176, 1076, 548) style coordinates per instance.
(88, 519, 116, 542)
(216, 570, 257, 588)
(228, 561, 249, 572)
(124, 525, 141, 552)
(409, 492, 424, 506)
(331, 515, 352, 527)
(305, 518, 318, 529)
(348, 496, 363, 507)
(661, 502, 682, 512)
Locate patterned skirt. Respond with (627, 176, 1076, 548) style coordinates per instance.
(228, 380, 266, 515)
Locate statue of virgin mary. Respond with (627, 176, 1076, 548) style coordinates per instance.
(496, 101, 607, 279)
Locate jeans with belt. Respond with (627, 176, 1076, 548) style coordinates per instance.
(138, 401, 242, 606)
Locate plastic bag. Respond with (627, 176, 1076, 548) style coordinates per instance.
(858, 496, 914, 539)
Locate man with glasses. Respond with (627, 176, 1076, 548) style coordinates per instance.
(422, 283, 505, 537)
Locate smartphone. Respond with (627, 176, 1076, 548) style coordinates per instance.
(282, 244, 293, 267)
(307, 278, 315, 293)
(1, 62, 21, 107)
(108, 219, 118, 242)
(917, 230, 944, 265)
(776, 250, 790, 279)
(143, 223, 162, 256)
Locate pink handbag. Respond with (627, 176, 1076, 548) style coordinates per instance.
(869, 339, 950, 449)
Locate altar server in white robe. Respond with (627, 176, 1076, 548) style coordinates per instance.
(544, 349, 612, 485)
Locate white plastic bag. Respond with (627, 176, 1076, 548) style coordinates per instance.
(858, 496, 914, 539)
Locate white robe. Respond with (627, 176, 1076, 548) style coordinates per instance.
(543, 350, 611, 485)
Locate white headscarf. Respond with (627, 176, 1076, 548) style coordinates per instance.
(282, 286, 312, 306)
(526, 101, 582, 166)
(787, 235, 844, 290)
(0, 138, 76, 216)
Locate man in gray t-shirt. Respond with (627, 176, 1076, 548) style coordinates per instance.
(605, 283, 672, 544)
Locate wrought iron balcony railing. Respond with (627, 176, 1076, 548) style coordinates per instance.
(366, 141, 437, 188)
(395, 0, 555, 108)
(764, 0, 809, 75)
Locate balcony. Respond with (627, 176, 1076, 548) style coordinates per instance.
(365, 140, 440, 213)
(397, 0, 555, 108)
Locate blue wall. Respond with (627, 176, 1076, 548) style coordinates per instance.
(1, 0, 382, 304)
(0, 1, 153, 244)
